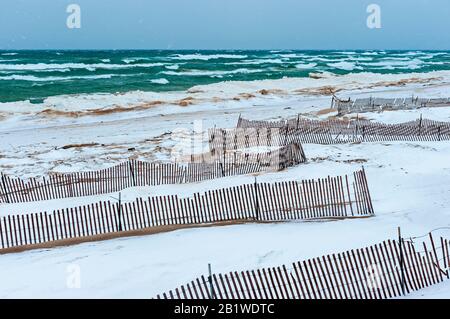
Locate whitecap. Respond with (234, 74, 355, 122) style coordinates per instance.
(165, 64, 180, 70)
(327, 61, 361, 71)
(359, 58, 424, 70)
(295, 63, 317, 69)
(170, 53, 248, 61)
(0, 73, 138, 82)
(161, 68, 261, 77)
(379, 56, 411, 61)
(361, 51, 380, 56)
(36, 68, 72, 73)
(225, 59, 287, 65)
(401, 51, 426, 56)
(306, 56, 345, 62)
(346, 56, 374, 62)
(278, 53, 307, 58)
(0, 62, 164, 71)
(335, 51, 358, 55)
(150, 78, 169, 84)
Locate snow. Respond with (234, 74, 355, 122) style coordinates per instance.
(0, 220, 399, 298)
(1, 72, 450, 298)
(404, 280, 450, 299)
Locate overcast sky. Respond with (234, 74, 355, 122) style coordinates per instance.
(0, 0, 449, 50)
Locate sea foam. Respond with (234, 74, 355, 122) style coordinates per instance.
(0, 62, 165, 71)
(171, 53, 248, 61)
(150, 78, 170, 84)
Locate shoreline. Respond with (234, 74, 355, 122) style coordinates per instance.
(1, 68, 450, 297)
(1, 71, 450, 176)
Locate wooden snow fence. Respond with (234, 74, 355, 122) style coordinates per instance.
(156, 233, 450, 299)
(0, 169, 373, 251)
(332, 96, 450, 115)
(237, 115, 450, 144)
(188, 142, 306, 172)
(0, 142, 305, 205)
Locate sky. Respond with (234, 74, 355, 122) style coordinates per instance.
(0, 0, 449, 50)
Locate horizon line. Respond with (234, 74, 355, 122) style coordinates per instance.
(1, 48, 449, 51)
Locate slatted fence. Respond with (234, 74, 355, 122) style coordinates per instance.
(157, 233, 450, 299)
(0, 142, 306, 204)
(332, 96, 450, 115)
(208, 127, 304, 151)
(187, 142, 306, 171)
(0, 169, 373, 250)
(237, 115, 450, 144)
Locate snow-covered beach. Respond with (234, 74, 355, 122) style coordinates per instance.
(1, 69, 450, 298)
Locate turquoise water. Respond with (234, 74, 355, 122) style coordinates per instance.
(0, 50, 450, 103)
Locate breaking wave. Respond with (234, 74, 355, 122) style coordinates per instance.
(0, 62, 165, 71)
(0, 50, 449, 103)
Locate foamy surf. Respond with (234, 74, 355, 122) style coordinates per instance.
(150, 78, 170, 84)
(0, 73, 138, 82)
(0, 62, 165, 71)
(1, 50, 449, 103)
(170, 53, 249, 60)
(1, 70, 450, 124)
(161, 68, 263, 77)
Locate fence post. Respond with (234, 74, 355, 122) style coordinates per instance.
(419, 114, 422, 135)
(429, 233, 444, 281)
(254, 177, 259, 221)
(208, 263, 215, 299)
(222, 129, 226, 164)
(128, 161, 136, 187)
(1, 174, 10, 204)
(118, 192, 122, 232)
(219, 162, 225, 177)
(398, 227, 405, 296)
